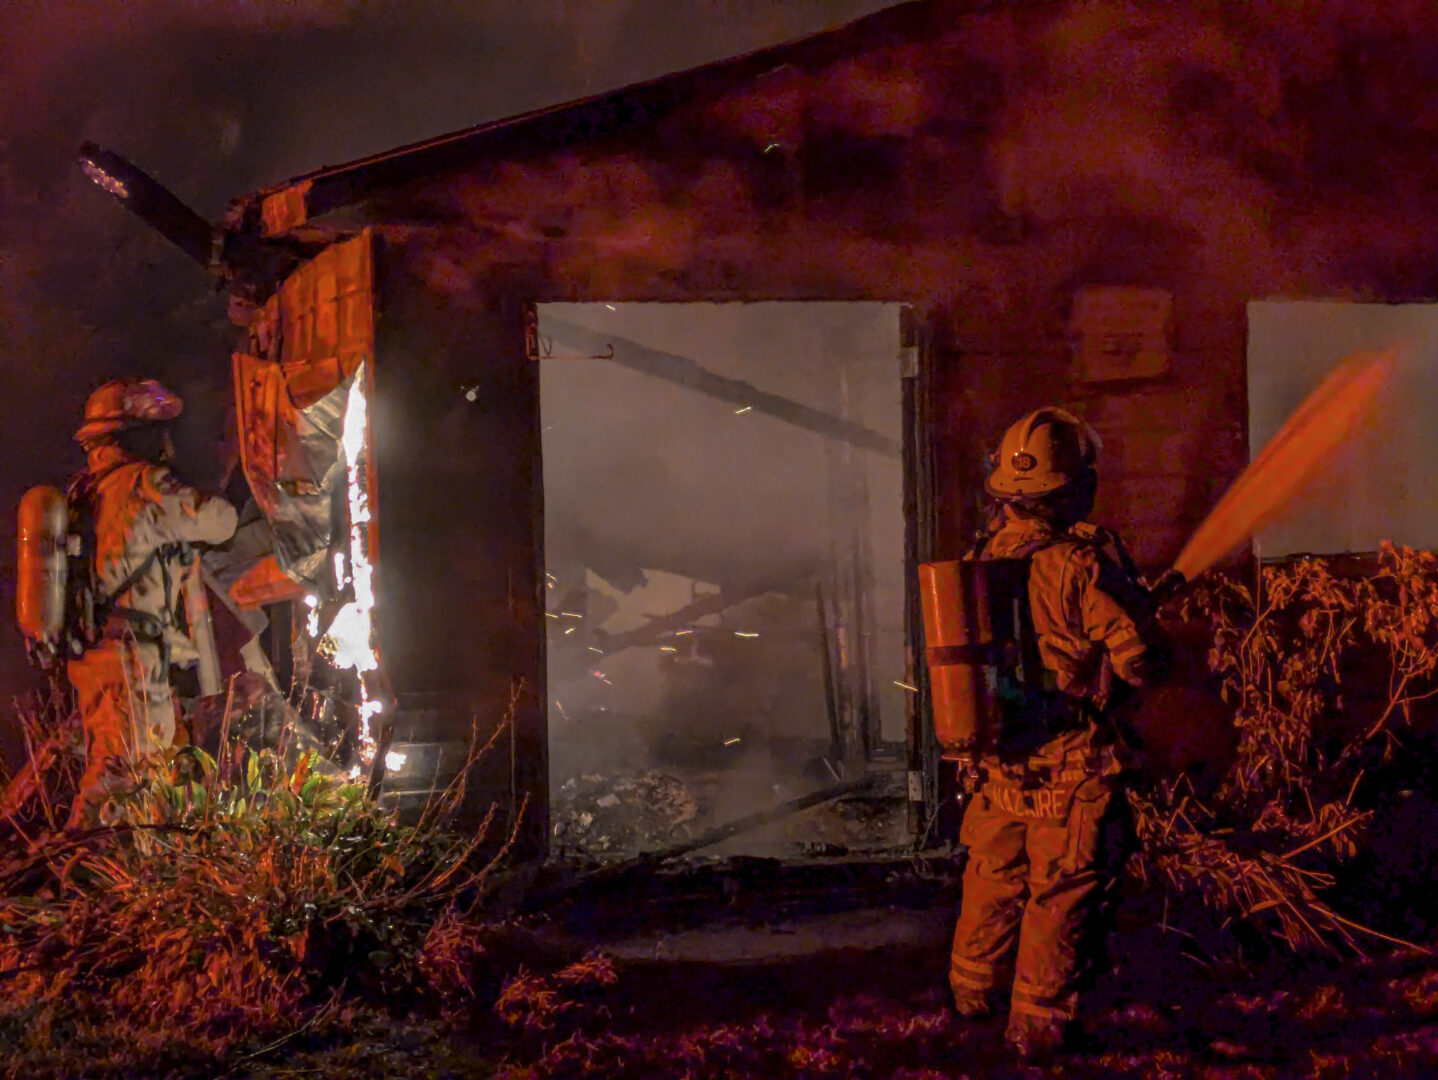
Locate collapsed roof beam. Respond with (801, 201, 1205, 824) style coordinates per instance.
(542, 317, 901, 459)
(595, 561, 817, 654)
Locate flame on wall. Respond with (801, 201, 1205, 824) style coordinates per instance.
(319, 362, 383, 764)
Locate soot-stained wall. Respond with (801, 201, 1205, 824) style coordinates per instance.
(236, 0, 1438, 828)
(278, 0, 1438, 568)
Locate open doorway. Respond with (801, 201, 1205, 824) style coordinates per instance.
(539, 303, 909, 860)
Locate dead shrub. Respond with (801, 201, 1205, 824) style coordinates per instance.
(1128, 543, 1438, 956)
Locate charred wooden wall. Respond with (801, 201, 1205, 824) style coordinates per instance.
(368, 271, 547, 845)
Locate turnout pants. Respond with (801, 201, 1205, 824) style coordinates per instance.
(66, 639, 174, 830)
(949, 736, 1121, 1042)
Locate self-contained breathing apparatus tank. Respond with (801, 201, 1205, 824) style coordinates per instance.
(918, 558, 1041, 791)
(16, 486, 73, 663)
(15, 484, 105, 669)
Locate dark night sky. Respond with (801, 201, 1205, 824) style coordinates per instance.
(0, 0, 896, 736)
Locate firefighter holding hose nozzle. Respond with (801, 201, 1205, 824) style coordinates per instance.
(921, 407, 1166, 1062)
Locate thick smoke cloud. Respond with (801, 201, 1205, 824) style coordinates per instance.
(0, 0, 893, 745)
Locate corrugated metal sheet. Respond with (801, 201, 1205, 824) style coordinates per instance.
(278, 232, 373, 400)
(232, 231, 375, 585)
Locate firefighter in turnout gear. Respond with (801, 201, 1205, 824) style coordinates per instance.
(946, 407, 1161, 1061)
(65, 379, 237, 830)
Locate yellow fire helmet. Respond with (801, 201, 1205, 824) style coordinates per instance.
(74, 378, 184, 444)
(984, 406, 1101, 499)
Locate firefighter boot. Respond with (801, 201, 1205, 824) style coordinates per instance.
(951, 988, 993, 1021)
(1006, 1018, 1077, 1063)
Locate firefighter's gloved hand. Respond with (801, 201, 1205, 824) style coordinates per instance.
(1142, 568, 1186, 604)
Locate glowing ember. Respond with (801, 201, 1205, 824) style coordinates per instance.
(318, 363, 383, 764)
(80, 158, 128, 199)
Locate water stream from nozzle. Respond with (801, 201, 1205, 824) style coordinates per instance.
(1172, 346, 1399, 582)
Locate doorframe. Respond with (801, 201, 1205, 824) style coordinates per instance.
(900, 304, 943, 843)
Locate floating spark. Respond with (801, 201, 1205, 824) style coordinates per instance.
(734, 631, 759, 638)
(384, 750, 407, 772)
(894, 680, 918, 692)
(734, 405, 753, 414)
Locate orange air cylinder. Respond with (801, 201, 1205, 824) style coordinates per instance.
(919, 560, 997, 760)
(16, 485, 69, 645)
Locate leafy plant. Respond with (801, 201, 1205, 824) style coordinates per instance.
(0, 694, 520, 1066)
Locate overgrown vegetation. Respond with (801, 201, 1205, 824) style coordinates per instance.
(2, 546, 1437, 1076)
(1129, 542, 1438, 956)
(0, 692, 519, 1077)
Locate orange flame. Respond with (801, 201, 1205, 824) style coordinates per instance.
(319, 363, 383, 764)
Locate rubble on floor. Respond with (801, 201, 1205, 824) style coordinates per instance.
(552, 771, 699, 855)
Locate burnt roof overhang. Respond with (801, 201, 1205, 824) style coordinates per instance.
(226, 0, 976, 239)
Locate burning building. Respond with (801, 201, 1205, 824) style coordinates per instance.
(72, 0, 1438, 859)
